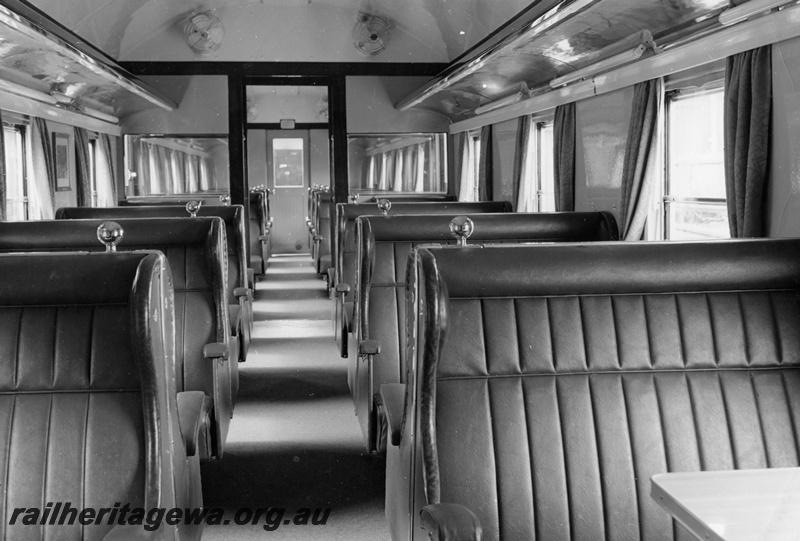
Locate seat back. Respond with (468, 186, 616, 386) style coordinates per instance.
(0, 218, 233, 458)
(315, 192, 334, 275)
(0, 251, 200, 540)
(249, 190, 269, 274)
(335, 201, 513, 291)
(56, 205, 248, 307)
(394, 239, 800, 541)
(352, 212, 618, 452)
(355, 193, 456, 203)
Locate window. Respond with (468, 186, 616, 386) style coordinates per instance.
(517, 118, 555, 212)
(88, 138, 98, 206)
(457, 130, 481, 202)
(273, 138, 304, 188)
(4, 125, 27, 220)
(664, 88, 728, 240)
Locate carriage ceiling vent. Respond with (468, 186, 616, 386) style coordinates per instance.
(184, 11, 225, 55)
(352, 12, 390, 56)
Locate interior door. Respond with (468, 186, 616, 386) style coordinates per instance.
(267, 130, 310, 253)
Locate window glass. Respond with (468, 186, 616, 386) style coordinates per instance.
(538, 122, 555, 212)
(4, 126, 26, 220)
(665, 89, 728, 240)
(273, 137, 304, 188)
(517, 119, 555, 212)
(347, 133, 447, 193)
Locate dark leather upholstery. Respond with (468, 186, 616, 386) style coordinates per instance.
(352, 212, 619, 453)
(56, 205, 252, 364)
(388, 239, 800, 541)
(355, 193, 457, 202)
(0, 252, 203, 540)
(333, 201, 513, 358)
(249, 190, 271, 275)
(314, 192, 334, 276)
(0, 218, 236, 460)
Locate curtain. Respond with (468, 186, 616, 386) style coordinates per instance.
(553, 103, 576, 211)
(450, 132, 465, 199)
(478, 125, 493, 201)
(367, 155, 377, 188)
(378, 153, 389, 190)
(414, 143, 425, 192)
(199, 156, 211, 191)
(27, 118, 55, 220)
(74, 128, 93, 207)
(513, 116, 531, 212)
(458, 136, 474, 201)
(392, 149, 404, 191)
(0, 112, 6, 220)
(403, 146, 415, 191)
(724, 46, 771, 238)
(620, 79, 662, 240)
(95, 133, 117, 207)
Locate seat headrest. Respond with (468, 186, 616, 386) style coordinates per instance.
(337, 201, 512, 220)
(422, 238, 800, 298)
(362, 212, 618, 242)
(0, 218, 222, 249)
(56, 204, 243, 223)
(0, 251, 165, 306)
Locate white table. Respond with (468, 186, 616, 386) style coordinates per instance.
(651, 467, 800, 541)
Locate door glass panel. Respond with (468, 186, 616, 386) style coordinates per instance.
(273, 138, 305, 188)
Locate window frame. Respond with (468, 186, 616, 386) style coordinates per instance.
(3, 122, 28, 221)
(662, 86, 728, 240)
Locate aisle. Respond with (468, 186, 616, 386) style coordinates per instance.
(201, 254, 389, 540)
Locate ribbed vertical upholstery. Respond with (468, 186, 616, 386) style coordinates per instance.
(0, 252, 202, 541)
(0, 218, 233, 459)
(55, 206, 252, 364)
(354, 212, 619, 453)
(336, 202, 514, 360)
(409, 240, 800, 541)
(249, 190, 269, 275)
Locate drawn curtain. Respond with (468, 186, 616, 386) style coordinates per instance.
(478, 125, 493, 201)
(513, 116, 531, 212)
(27, 118, 55, 220)
(95, 133, 117, 206)
(620, 78, 662, 240)
(0, 112, 6, 220)
(74, 128, 93, 207)
(450, 132, 465, 199)
(724, 46, 771, 238)
(553, 103, 576, 211)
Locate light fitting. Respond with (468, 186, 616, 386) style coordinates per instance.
(719, 0, 796, 25)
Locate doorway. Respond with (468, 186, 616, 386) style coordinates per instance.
(245, 82, 331, 254)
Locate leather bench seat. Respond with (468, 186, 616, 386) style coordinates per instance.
(0, 218, 236, 460)
(249, 189, 271, 276)
(385, 239, 800, 541)
(314, 192, 334, 278)
(333, 201, 513, 358)
(56, 205, 253, 364)
(355, 193, 457, 202)
(351, 211, 619, 453)
(0, 251, 204, 540)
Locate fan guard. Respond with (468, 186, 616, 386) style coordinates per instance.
(184, 11, 224, 55)
(353, 12, 390, 56)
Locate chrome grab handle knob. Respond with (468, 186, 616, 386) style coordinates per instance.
(377, 198, 391, 216)
(449, 216, 474, 247)
(186, 200, 202, 217)
(97, 221, 124, 252)
(220, 195, 230, 205)
(349, 193, 360, 203)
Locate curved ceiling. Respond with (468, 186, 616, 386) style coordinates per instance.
(25, 0, 535, 62)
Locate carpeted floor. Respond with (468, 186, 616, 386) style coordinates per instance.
(201, 254, 389, 540)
